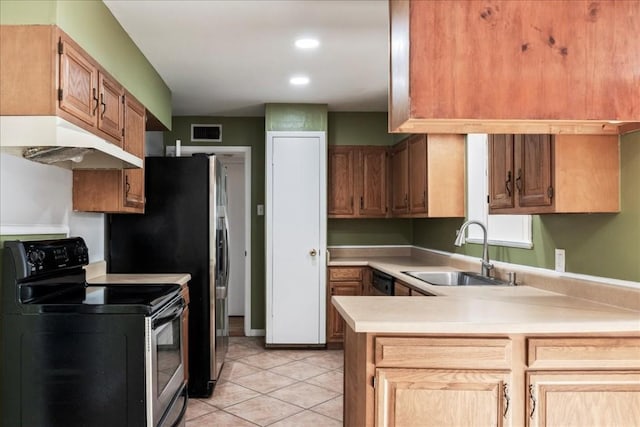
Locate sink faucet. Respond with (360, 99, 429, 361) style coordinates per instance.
(454, 220, 494, 278)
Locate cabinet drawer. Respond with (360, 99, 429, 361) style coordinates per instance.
(375, 337, 512, 369)
(527, 337, 640, 369)
(329, 267, 363, 281)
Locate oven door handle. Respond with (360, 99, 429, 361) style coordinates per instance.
(152, 301, 185, 329)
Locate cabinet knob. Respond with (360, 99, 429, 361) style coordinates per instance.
(309, 249, 317, 257)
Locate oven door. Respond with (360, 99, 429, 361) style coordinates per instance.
(146, 295, 186, 427)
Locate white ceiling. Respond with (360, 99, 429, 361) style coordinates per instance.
(104, 0, 389, 117)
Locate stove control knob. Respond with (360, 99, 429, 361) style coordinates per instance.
(37, 250, 46, 262)
(27, 250, 39, 264)
(75, 244, 88, 258)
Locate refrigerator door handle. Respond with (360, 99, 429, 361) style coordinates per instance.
(215, 286, 227, 299)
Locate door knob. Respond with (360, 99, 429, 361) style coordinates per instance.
(309, 249, 317, 256)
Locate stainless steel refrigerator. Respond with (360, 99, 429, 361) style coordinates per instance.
(108, 154, 229, 398)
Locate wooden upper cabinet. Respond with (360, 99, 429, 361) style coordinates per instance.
(390, 141, 409, 215)
(328, 146, 387, 218)
(58, 35, 97, 127)
(97, 72, 124, 146)
(516, 134, 553, 209)
(389, 0, 640, 135)
(489, 134, 619, 214)
(357, 147, 387, 217)
(408, 135, 427, 214)
(391, 134, 464, 218)
(328, 147, 355, 216)
(122, 96, 146, 210)
(0, 26, 135, 149)
(488, 134, 515, 210)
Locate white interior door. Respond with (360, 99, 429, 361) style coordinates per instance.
(266, 131, 327, 344)
(222, 160, 246, 316)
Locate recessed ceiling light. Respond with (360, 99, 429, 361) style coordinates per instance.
(607, 120, 623, 124)
(290, 76, 310, 86)
(295, 38, 320, 49)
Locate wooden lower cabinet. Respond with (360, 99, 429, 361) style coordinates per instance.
(343, 329, 640, 427)
(393, 281, 411, 296)
(376, 369, 511, 427)
(526, 371, 640, 427)
(327, 267, 364, 345)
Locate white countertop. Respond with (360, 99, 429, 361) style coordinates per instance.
(88, 273, 191, 286)
(84, 261, 191, 286)
(330, 256, 640, 334)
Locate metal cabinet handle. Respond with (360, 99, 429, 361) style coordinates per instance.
(125, 175, 130, 196)
(423, 190, 426, 206)
(100, 93, 106, 117)
(529, 384, 536, 418)
(515, 168, 523, 193)
(360, 196, 364, 209)
(505, 170, 512, 196)
(92, 88, 99, 114)
(309, 249, 317, 256)
(503, 383, 510, 418)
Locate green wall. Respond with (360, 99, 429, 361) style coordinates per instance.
(0, 0, 172, 128)
(327, 112, 408, 246)
(328, 112, 394, 146)
(265, 104, 328, 132)
(414, 132, 640, 282)
(165, 116, 266, 329)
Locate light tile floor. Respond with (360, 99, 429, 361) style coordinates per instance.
(186, 337, 344, 426)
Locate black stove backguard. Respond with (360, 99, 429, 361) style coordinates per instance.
(1, 237, 89, 314)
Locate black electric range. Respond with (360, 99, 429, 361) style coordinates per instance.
(0, 237, 187, 427)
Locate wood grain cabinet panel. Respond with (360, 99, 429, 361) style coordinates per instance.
(58, 36, 97, 127)
(328, 146, 355, 216)
(526, 371, 640, 427)
(375, 337, 512, 370)
(527, 337, 640, 370)
(327, 266, 364, 345)
(376, 369, 512, 427)
(97, 72, 124, 145)
(390, 134, 464, 218)
(489, 134, 620, 214)
(328, 146, 387, 218)
(389, 0, 640, 134)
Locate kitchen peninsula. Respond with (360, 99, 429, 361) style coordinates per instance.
(331, 254, 640, 427)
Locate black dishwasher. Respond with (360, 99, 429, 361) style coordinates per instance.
(371, 270, 394, 295)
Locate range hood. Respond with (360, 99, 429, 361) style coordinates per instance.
(0, 116, 143, 169)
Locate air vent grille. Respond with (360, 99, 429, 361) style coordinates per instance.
(191, 124, 222, 142)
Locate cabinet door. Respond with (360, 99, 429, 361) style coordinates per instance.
(527, 371, 640, 427)
(358, 147, 388, 217)
(408, 135, 427, 214)
(376, 369, 511, 427)
(390, 141, 409, 215)
(394, 281, 411, 296)
(328, 146, 355, 217)
(488, 134, 515, 210)
(327, 281, 361, 343)
(123, 96, 145, 210)
(97, 72, 124, 145)
(59, 36, 97, 126)
(516, 135, 553, 208)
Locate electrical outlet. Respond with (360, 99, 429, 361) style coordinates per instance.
(555, 249, 566, 272)
(257, 204, 264, 216)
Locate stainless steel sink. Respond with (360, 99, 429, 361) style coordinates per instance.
(403, 271, 510, 286)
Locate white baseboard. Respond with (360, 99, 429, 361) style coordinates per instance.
(246, 329, 265, 337)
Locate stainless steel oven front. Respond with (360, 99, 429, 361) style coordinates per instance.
(146, 293, 186, 427)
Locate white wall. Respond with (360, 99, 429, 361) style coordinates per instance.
(0, 153, 105, 262)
